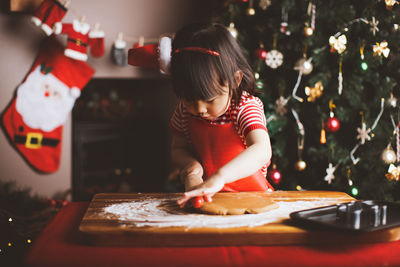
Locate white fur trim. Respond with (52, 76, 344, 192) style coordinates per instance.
(31, 16, 41, 26)
(89, 29, 105, 38)
(159, 36, 172, 74)
(53, 22, 62, 35)
(114, 39, 126, 49)
(72, 19, 90, 34)
(41, 24, 53, 36)
(64, 49, 88, 61)
(70, 87, 81, 98)
(15, 67, 77, 132)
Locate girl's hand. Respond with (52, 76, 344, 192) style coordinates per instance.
(177, 174, 225, 208)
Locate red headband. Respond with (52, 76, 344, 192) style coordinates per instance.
(174, 47, 220, 56)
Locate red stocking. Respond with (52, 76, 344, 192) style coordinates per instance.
(1, 37, 94, 173)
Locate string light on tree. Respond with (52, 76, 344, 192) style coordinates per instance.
(351, 187, 359, 196)
(320, 122, 327, 144)
(268, 164, 282, 185)
(360, 43, 368, 70)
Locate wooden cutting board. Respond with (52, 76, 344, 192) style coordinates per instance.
(79, 191, 400, 246)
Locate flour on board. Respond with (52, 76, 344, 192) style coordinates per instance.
(103, 197, 337, 229)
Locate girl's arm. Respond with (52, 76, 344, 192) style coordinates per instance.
(171, 134, 204, 191)
(177, 129, 271, 207)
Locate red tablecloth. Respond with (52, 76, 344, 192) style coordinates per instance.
(24, 202, 400, 267)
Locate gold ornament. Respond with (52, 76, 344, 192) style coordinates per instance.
(329, 34, 347, 54)
(305, 81, 324, 102)
(385, 164, 400, 181)
(385, 0, 398, 10)
(294, 57, 313, 75)
(303, 26, 314, 36)
(228, 22, 238, 39)
(246, 8, 255, 16)
(373, 41, 390, 58)
(382, 144, 396, 164)
(295, 160, 307, 171)
(387, 92, 397, 107)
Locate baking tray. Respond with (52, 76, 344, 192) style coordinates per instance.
(290, 200, 400, 232)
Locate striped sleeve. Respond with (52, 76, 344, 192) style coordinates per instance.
(237, 96, 268, 137)
(169, 101, 187, 136)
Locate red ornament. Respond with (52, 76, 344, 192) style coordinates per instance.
(254, 48, 267, 60)
(191, 196, 204, 208)
(269, 168, 282, 185)
(325, 117, 340, 132)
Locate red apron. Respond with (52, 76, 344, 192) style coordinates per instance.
(188, 117, 273, 192)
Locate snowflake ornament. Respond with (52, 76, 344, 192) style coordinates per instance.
(274, 96, 288, 115)
(369, 17, 380, 36)
(265, 50, 283, 69)
(324, 163, 337, 184)
(356, 122, 371, 144)
(259, 0, 271, 10)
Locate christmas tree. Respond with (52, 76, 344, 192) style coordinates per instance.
(216, 0, 400, 200)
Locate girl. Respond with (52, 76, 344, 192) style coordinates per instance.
(169, 22, 273, 207)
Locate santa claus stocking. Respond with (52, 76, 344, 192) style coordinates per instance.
(1, 37, 94, 173)
(31, 0, 69, 36)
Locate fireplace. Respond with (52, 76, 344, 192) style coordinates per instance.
(72, 78, 177, 201)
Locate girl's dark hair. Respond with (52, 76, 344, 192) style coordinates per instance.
(171, 22, 256, 104)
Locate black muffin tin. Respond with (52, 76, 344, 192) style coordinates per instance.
(289, 200, 400, 232)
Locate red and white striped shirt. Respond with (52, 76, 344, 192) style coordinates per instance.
(170, 91, 269, 176)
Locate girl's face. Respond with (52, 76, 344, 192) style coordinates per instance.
(183, 86, 231, 120)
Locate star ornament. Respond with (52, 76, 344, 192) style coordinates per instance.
(324, 163, 337, 184)
(385, 164, 400, 181)
(373, 41, 390, 58)
(369, 17, 380, 36)
(305, 81, 324, 102)
(329, 34, 347, 54)
(356, 122, 371, 144)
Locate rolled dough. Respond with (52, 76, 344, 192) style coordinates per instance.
(198, 192, 279, 215)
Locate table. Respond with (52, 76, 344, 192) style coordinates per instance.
(24, 202, 400, 267)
